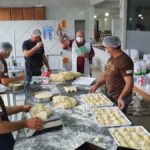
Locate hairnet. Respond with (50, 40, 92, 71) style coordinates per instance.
(0, 42, 12, 52)
(102, 36, 121, 48)
(32, 29, 41, 36)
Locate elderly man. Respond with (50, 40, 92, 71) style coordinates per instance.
(0, 42, 24, 85)
(72, 31, 95, 76)
(22, 29, 51, 82)
(90, 36, 134, 114)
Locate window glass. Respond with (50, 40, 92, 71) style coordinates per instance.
(127, 0, 150, 31)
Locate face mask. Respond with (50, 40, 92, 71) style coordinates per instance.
(105, 48, 110, 56)
(105, 48, 108, 53)
(76, 37, 84, 43)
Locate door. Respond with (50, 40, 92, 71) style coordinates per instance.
(74, 20, 85, 38)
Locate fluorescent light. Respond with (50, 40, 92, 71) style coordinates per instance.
(104, 18, 107, 22)
(129, 17, 132, 21)
(94, 15, 97, 19)
(105, 12, 109, 17)
(138, 14, 142, 17)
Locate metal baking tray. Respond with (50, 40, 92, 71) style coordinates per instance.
(81, 93, 114, 107)
(33, 91, 53, 103)
(72, 77, 95, 86)
(109, 126, 150, 150)
(91, 106, 132, 127)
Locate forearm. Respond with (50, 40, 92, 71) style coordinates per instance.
(6, 106, 24, 115)
(0, 120, 26, 134)
(42, 55, 50, 70)
(23, 47, 37, 58)
(96, 73, 106, 87)
(57, 30, 64, 43)
(1, 77, 19, 86)
(119, 83, 133, 100)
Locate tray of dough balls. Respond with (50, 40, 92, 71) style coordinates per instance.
(109, 126, 150, 150)
(81, 93, 114, 107)
(91, 106, 132, 127)
(33, 91, 53, 103)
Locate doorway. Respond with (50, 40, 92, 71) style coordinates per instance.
(74, 20, 85, 38)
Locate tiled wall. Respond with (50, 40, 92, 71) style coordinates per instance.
(0, 20, 74, 69)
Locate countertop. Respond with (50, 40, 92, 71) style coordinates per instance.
(134, 83, 150, 101)
(13, 82, 117, 150)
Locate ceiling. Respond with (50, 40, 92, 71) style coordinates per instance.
(0, 0, 91, 7)
(0, 0, 120, 8)
(95, 0, 119, 9)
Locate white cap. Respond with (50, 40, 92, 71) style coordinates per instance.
(32, 29, 41, 36)
(102, 36, 121, 48)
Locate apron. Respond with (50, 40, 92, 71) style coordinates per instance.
(0, 59, 9, 78)
(0, 96, 15, 150)
(72, 41, 91, 76)
(25, 60, 43, 82)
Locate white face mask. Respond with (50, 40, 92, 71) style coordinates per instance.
(76, 37, 84, 43)
(105, 48, 108, 53)
(105, 48, 110, 56)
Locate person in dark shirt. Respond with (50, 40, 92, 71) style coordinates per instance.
(22, 29, 50, 82)
(90, 36, 134, 114)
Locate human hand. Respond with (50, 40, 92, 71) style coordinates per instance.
(35, 42, 43, 49)
(23, 105, 32, 112)
(47, 68, 51, 74)
(25, 117, 44, 131)
(17, 74, 24, 81)
(84, 53, 90, 58)
(79, 53, 89, 58)
(118, 98, 125, 110)
(90, 84, 99, 93)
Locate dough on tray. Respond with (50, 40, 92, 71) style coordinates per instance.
(34, 91, 53, 99)
(49, 71, 81, 82)
(30, 103, 52, 121)
(53, 95, 77, 109)
(63, 86, 77, 93)
(110, 126, 150, 150)
(82, 93, 112, 106)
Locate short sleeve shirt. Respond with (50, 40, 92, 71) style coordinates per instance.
(0, 106, 2, 113)
(0, 60, 4, 78)
(22, 39, 45, 62)
(105, 52, 134, 100)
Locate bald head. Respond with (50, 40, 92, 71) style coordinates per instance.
(76, 31, 85, 43)
(76, 31, 85, 37)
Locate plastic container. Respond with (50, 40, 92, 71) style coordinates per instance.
(130, 49, 139, 62)
(42, 71, 50, 84)
(139, 61, 147, 74)
(134, 61, 141, 75)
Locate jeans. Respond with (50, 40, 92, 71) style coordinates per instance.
(122, 95, 132, 114)
(106, 94, 132, 115)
